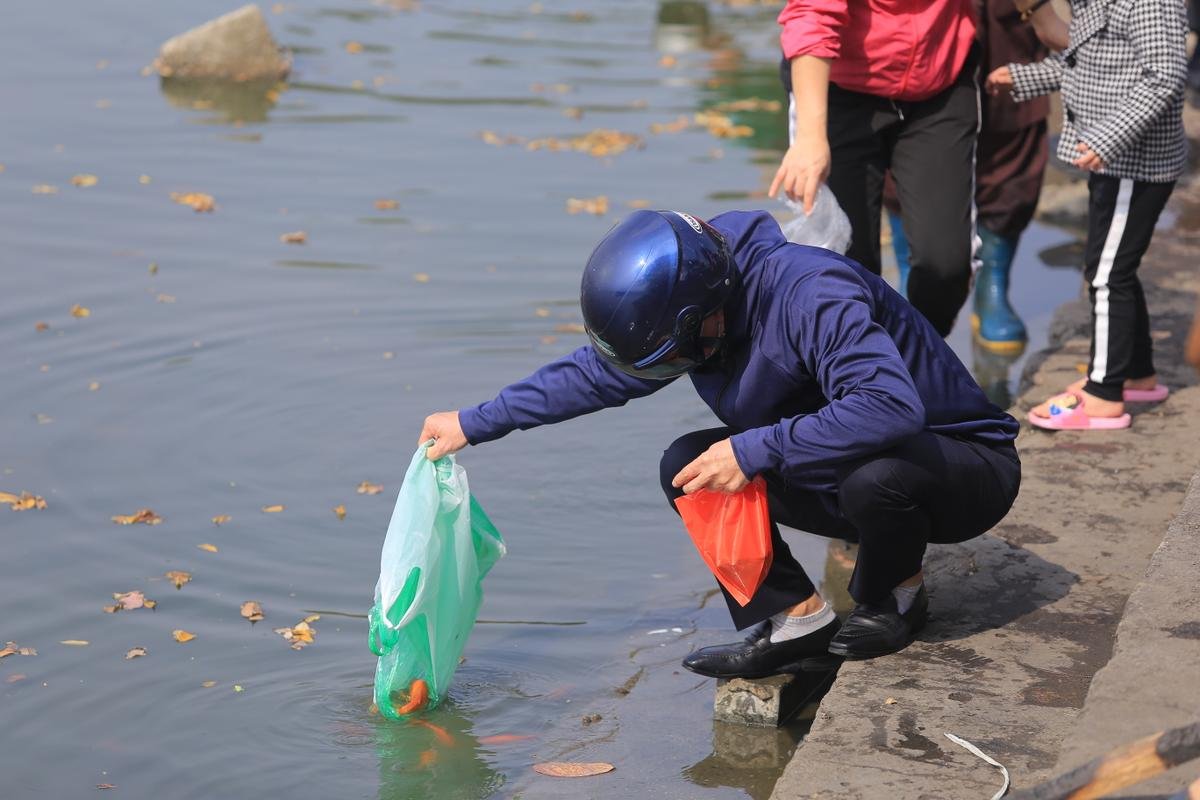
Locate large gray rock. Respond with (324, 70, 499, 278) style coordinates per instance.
(154, 5, 290, 82)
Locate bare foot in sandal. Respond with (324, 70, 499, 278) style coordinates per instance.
(1031, 389, 1125, 421)
(1066, 375, 1158, 395)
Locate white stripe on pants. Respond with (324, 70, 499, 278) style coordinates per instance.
(1089, 179, 1133, 385)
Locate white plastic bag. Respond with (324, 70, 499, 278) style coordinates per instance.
(780, 185, 852, 254)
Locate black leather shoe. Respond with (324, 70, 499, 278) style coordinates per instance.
(827, 585, 928, 659)
(682, 617, 841, 679)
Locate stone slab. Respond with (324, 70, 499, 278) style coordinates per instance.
(715, 670, 837, 728)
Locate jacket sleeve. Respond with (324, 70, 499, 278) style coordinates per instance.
(777, 0, 848, 60)
(727, 267, 926, 476)
(1080, 0, 1187, 165)
(1009, 55, 1065, 101)
(458, 346, 674, 445)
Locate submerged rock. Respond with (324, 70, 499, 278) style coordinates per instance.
(154, 5, 291, 82)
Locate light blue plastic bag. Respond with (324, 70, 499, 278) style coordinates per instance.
(368, 444, 505, 719)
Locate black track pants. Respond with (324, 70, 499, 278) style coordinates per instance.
(1082, 175, 1175, 402)
(660, 428, 1020, 630)
(782, 48, 981, 336)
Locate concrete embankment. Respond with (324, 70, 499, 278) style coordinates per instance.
(771, 150, 1200, 798)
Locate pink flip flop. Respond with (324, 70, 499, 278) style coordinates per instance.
(1028, 392, 1131, 431)
(1123, 384, 1169, 403)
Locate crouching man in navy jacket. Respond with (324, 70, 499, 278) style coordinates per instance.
(419, 210, 1020, 675)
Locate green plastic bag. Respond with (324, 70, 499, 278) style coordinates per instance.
(368, 444, 505, 719)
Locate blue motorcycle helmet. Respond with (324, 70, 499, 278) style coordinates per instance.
(581, 210, 735, 379)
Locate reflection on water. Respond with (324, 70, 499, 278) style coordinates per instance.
(973, 340, 1026, 409)
(684, 719, 809, 800)
(159, 77, 283, 123)
(374, 707, 506, 800)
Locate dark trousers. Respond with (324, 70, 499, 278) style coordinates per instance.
(1082, 175, 1175, 401)
(660, 428, 1020, 630)
(783, 48, 980, 336)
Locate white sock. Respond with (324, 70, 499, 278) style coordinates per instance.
(892, 583, 922, 614)
(768, 602, 836, 643)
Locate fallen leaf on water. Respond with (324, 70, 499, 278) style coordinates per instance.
(61, 640, 89, 646)
(170, 192, 215, 212)
(71, 174, 98, 187)
(479, 734, 535, 745)
(32, 184, 58, 194)
(708, 97, 782, 113)
(345, 40, 364, 53)
(374, 198, 399, 210)
(554, 323, 587, 334)
(139, 174, 152, 184)
(165, 570, 191, 589)
(6, 674, 26, 683)
(532, 762, 615, 778)
(562, 106, 583, 120)
(626, 199, 651, 209)
(89, 381, 101, 391)
(35, 321, 50, 331)
(333, 504, 346, 520)
(357, 481, 383, 495)
(110, 590, 149, 611)
(148, 262, 158, 274)
(649, 116, 689, 135)
(1, 491, 47, 511)
(262, 504, 284, 513)
(241, 601, 264, 622)
(156, 293, 175, 303)
(693, 111, 753, 139)
(303, 614, 320, 623)
(418, 749, 438, 767)
(125, 647, 147, 660)
(0, 641, 37, 659)
(212, 515, 231, 525)
(280, 230, 307, 244)
(201, 680, 217, 688)
(658, 54, 678, 68)
(274, 618, 316, 649)
(413, 272, 431, 283)
(172, 629, 196, 643)
(534, 308, 551, 318)
(71, 304, 91, 318)
(96, 784, 116, 790)
(197, 543, 218, 553)
(111, 508, 161, 525)
(566, 196, 608, 216)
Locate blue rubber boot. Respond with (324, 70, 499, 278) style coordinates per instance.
(972, 228, 1027, 353)
(887, 210, 911, 298)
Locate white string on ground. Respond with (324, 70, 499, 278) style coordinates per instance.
(944, 732, 1011, 800)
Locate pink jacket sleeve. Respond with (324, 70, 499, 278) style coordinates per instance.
(777, 0, 848, 60)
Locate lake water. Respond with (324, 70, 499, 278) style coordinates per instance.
(1, 2, 1084, 798)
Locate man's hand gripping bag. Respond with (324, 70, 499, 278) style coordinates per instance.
(368, 445, 505, 719)
(674, 477, 772, 606)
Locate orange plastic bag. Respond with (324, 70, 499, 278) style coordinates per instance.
(674, 477, 773, 606)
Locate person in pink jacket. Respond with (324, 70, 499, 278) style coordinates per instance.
(772, 0, 981, 337)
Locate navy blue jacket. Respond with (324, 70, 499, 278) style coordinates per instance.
(459, 212, 1018, 485)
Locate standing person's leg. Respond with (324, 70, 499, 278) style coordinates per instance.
(889, 56, 981, 336)
(972, 120, 1049, 351)
(1081, 176, 1175, 403)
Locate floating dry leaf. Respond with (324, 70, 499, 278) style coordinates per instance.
(202, 680, 217, 688)
(626, 199, 652, 209)
(165, 570, 192, 589)
(60, 640, 89, 646)
(71, 304, 91, 318)
(139, 174, 152, 184)
(274, 618, 316, 650)
(333, 504, 346, 520)
(125, 646, 147, 660)
(345, 40, 364, 53)
(212, 515, 231, 525)
(708, 97, 781, 113)
(197, 543, 218, 553)
(413, 272, 431, 283)
(566, 196, 608, 216)
(280, 230, 307, 244)
(6, 674, 26, 683)
(32, 184, 58, 195)
(35, 321, 50, 331)
(532, 762, 615, 778)
(71, 174, 98, 187)
(562, 106, 583, 120)
(374, 198, 399, 210)
(0, 641, 37, 659)
(241, 601, 265, 622)
(693, 111, 753, 139)
(96, 784, 116, 790)
(649, 116, 689, 135)
(262, 504, 284, 513)
(357, 481, 383, 495)
(111, 508, 162, 525)
(528, 129, 642, 158)
(172, 629, 196, 643)
(156, 293, 175, 303)
(554, 323, 587, 335)
(1, 491, 47, 511)
(110, 590, 152, 611)
(89, 381, 101, 391)
(658, 54, 678, 68)
(479, 733, 535, 745)
(170, 192, 215, 212)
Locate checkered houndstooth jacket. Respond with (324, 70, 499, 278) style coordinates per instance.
(1009, 0, 1188, 183)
